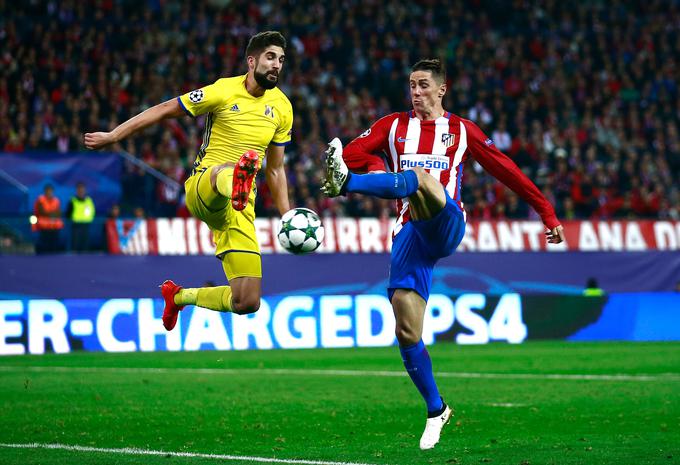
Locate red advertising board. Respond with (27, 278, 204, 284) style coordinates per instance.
(107, 218, 680, 255)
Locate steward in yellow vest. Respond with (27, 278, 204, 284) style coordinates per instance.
(66, 182, 96, 252)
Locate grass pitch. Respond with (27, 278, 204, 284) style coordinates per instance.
(1, 341, 678, 465)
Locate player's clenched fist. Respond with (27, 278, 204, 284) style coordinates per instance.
(83, 132, 115, 150)
(545, 225, 565, 244)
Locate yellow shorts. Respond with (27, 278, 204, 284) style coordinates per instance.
(184, 166, 261, 280)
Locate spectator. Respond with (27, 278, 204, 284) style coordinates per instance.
(108, 204, 121, 221)
(491, 119, 512, 152)
(583, 277, 605, 297)
(558, 198, 577, 221)
(32, 184, 63, 254)
(65, 182, 95, 252)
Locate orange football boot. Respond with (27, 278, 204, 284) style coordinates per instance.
(160, 280, 185, 331)
(231, 150, 260, 211)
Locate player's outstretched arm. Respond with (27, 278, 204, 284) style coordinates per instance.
(465, 120, 564, 244)
(84, 98, 185, 150)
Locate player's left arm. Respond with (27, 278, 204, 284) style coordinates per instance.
(466, 120, 564, 243)
(265, 144, 291, 215)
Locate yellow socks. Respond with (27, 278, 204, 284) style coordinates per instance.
(197, 286, 233, 312)
(174, 288, 197, 306)
(174, 286, 233, 313)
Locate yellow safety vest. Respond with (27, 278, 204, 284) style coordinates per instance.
(583, 288, 604, 297)
(72, 197, 95, 223)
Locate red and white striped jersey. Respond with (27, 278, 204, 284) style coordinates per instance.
(343, 111, 559, 236)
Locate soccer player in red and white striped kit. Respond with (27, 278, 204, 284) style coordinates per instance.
(322, 58, 565, 450)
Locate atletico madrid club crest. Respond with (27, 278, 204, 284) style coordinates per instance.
(441, 133, 455, 148)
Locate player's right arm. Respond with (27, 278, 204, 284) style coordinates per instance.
(84, 81, 224, 150)
(84, 99, 185, 150)
(342, 113, 397, 173)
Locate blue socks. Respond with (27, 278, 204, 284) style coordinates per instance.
(345, 170, 419, 199)
(400, 340, 444, 414)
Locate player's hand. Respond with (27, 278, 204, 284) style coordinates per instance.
(83, 132, 116, 150)
(545, 225, 565, 244)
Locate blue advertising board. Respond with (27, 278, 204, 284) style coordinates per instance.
(1, 293, 678, 355)
(0, 152, 122, 215)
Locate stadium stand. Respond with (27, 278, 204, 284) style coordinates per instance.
(0, 0, 678, 223)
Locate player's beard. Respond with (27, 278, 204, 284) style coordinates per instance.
(254, 69, 278, 90)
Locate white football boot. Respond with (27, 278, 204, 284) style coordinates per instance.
(419, 404, 453, 450)
(321, 137, 349, 197)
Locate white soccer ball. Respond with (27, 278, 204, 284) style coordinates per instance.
(277, 208, 325, 255)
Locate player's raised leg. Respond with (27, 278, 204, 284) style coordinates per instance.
(171, 276, 260, 315)
(200, 150, 260, 212)
(161, 278, 258, 328)
(167, 250, 261, 317)
(322, 138, 447, 222)
(161, 276, 259, 332)
(406, 167, 447, 221)
(159, 226, 263, 331)
(322, 138, 420, 199)
(159, 280, 233, 331)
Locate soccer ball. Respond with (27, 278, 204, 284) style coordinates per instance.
(277, 208, 324, 254)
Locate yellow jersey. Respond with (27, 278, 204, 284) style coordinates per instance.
(178, 75, 293, 171)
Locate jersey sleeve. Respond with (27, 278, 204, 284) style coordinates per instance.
(343, 113, 397, 173)
(271, 98, 293, 146)
(177, 80, 225, 117)
(464, 119, 560, 229)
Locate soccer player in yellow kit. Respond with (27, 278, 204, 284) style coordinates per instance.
(84, 31, 293, 330)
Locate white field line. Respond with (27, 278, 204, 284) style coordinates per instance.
(486, 403, 528, 408)
(0, 442, 382, 465)
(0, 365, 679, 382)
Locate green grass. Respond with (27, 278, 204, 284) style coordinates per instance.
(1, 341, 679, 465)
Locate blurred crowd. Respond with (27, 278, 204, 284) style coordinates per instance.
(1, 0, 678, 221)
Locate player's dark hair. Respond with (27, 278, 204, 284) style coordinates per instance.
(411, 58, 446, 83)
(246, 31, 287, 57)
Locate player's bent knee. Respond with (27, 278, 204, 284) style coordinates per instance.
(411, 167, 426, 185)
(395, 324, 420, 346)
(416, 170, 439, 194)
(407, 167, 439, 199)
(232, 297, 260, 315)
(209, 163, 227, 188)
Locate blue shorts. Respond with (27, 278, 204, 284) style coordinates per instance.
(388, 192, 466, 302)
